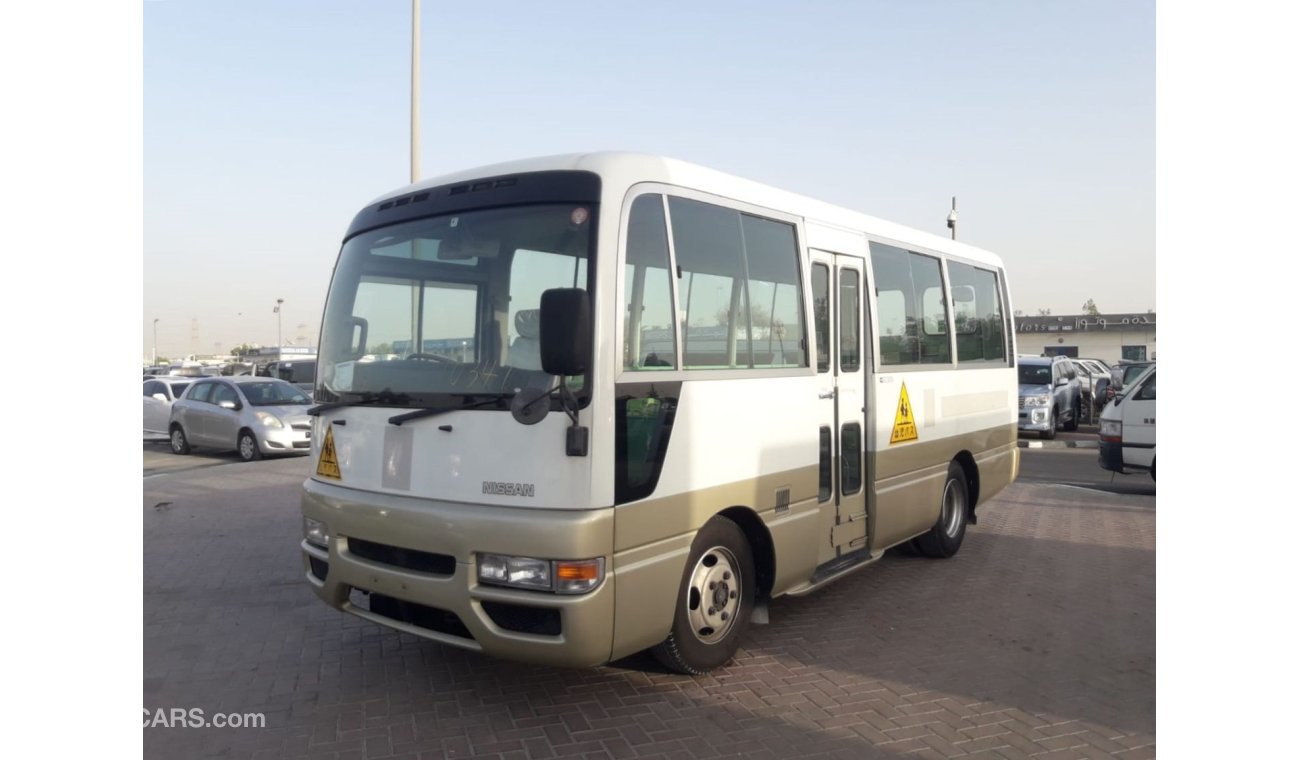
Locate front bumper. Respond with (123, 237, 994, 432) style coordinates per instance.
(261, 425, 311, 454)
(1098, 441, 1150, 474)
(300, 478, 616, 668)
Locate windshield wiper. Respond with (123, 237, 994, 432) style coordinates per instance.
(307, 390, 413, 416)
(387, 394, 509, 426)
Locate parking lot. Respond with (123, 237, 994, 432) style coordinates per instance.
(143, 445, 1154, 759)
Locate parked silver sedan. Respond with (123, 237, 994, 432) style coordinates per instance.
(143, 378, 194, 435)
(168, 377, 313, 461)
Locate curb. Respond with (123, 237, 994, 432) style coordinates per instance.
(1018, 439, 1099, 449)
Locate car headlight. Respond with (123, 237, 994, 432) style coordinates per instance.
(303, 517, 330, 548)
(1099, 419, 1123, 442)
(1022, 395, 1050, 407)
(477, 553, 605, 594)
(255, 411, 284, 428)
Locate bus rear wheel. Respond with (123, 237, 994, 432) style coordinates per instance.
(914, 462, 969, 558)
(651, 516, 755, 675)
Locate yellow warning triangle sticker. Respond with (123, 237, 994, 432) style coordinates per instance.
(890, 383, 919, 445)
(316, 423, 342, 480)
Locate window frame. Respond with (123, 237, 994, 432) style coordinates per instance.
(946, 258, 1011, 366)
(866, 235, 1011, 372)
(614, 184, 812, 383)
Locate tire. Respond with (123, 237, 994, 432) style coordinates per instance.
(169, 424, 191, 455)
(913, 462, 970, 559)
(1040, 409, 1057, 440)
(1063, 398, 1080, 431)
(238, 429, 263, 462)
(652, 516, 755, 674)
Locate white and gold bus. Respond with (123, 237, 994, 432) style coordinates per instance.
(301, 152, 1019, 673)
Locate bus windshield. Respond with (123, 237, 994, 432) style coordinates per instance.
(316, 203, 594, 407)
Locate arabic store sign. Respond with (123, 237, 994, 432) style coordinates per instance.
(1018, 314, 1155, 333)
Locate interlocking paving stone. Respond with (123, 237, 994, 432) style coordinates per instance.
(145, 459, 1154, 758)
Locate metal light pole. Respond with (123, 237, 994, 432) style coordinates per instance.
(275, 299, 284, 353)
(411, 0, 421, 183)
(947, 197, 958, 240)
(153, 318, 160, 364)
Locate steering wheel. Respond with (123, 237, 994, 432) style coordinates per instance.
(407, 353, 457, 364)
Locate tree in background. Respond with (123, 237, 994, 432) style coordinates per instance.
(1036, 308, 1052, 316)
(1081, 299, 1100, 315)
(715, 303, 773, 329)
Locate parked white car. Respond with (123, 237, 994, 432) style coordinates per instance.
(143, 377, 195, 435)
(1098, 365, 1156, 480)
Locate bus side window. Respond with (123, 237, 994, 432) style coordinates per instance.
(870, 243, 912, 366)
(908, 253, 949, 364)
(624, 195, 677, 370)
(812, 264, 830, 373)
(668, 197, 806, 370)
(869, 243, 952, 365)
(818, 426, 832, 502)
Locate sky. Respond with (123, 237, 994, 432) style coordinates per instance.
(143, 0, 1154, 360)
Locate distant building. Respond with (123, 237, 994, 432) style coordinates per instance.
(1014, 313, 1155, 365)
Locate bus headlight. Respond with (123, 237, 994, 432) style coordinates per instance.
(477, 554, 605, 594)
(1099, 419, 1123, 443)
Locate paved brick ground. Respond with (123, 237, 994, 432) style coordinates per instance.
(144, 459, 1155, 759)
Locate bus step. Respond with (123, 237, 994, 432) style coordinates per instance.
(811, 548, 873, 585)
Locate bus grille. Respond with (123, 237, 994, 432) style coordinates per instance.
(347, 537, 455, 575)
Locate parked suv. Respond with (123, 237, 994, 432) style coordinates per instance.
(1018, 355, 1083, 439)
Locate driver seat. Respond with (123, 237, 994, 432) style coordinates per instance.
(507, 309, 542, 370)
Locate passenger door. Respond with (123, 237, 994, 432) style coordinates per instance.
(811, 250, 869, 562)
(177, 381, 214, 444)
(207, 383, 243, 448)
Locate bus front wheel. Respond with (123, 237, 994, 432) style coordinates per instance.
(651, 516, 755, 675)
(914, 462, 969, 558)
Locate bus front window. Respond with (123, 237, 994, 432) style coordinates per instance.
(316, 203, 594, 407)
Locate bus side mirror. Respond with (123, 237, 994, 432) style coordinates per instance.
(540, 288, 591, 377)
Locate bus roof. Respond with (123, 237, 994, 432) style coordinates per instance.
(367, 151, 1005, 270)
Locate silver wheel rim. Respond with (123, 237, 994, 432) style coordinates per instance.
(684, 545, 741, 644)
(171, 430, 184, 452)
(942, 478, 965, 538)
(240, 435, 255, 459)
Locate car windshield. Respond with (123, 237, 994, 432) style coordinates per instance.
(241, 382, 312, 406)
(316, 203, 594, 407)
(1018, 364, 1051, 385)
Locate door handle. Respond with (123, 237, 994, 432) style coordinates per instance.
(819, 390, 836, 400)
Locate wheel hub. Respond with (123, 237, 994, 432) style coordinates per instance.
(686, 547, 741, 644)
